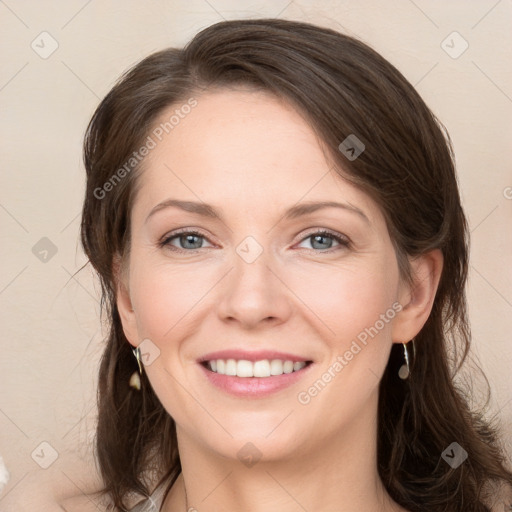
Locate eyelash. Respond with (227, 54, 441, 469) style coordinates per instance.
(158, 228, 351, 254)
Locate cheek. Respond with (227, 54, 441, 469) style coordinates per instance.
(289, 265, 398, 425)
(129, 257, 220, 340)
(129, 250, 398, 348)
(284, 258, 397, 346)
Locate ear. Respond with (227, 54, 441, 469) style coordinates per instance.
(113, 253, 139, 348)
(391, 249, 444, 343)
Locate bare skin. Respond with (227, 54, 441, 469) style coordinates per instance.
(2, 88, 442, 511)
(115, 88, 443, 512)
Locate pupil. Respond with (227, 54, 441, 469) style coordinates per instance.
(183, 234, 201, 249)
(313, 234, 331, 249)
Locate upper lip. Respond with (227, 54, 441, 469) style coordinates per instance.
(198, 350, 312, 363)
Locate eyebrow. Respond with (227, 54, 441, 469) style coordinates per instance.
(145, 199, 370, 225)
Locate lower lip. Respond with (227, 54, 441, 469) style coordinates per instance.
(199, 363, 314, 398)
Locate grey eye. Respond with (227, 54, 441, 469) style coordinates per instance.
(297, 231, 349, 251)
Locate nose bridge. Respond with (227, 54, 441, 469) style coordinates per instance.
(217, 234, 291, 327)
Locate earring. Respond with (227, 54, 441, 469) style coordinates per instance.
(129, 346, 143, 390)
(398, 339, 415, 379)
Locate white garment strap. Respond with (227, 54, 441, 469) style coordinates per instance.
(128, 481, 167, 512)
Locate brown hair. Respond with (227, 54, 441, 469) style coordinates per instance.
(80, 18, 512, 511)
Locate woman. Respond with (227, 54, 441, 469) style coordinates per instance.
(9, 17, 512, 512)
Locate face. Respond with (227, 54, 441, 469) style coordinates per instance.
(118, 88, 409, 463)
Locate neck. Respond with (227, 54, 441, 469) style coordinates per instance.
(162, 394, 404, 512)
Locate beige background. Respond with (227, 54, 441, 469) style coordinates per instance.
(1, 0, 511, 501)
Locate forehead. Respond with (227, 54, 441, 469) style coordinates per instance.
(157, 88, 326, 174)
(132, 88, 378, 224)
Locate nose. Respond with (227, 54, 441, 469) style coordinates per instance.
(216, 246, 293, 329)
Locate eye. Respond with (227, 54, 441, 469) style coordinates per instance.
(158, 229, 214, 253)
(158, 228, 350, 254)
(296, 229, 351, 252)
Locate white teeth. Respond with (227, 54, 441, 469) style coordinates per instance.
(206, 358, 309, 377)
(293, 361, 306, 371)
(283, 361, 294, 374)
(270, 359, 283, 375)
(225, 359, 237, 376)
(253, 360, 271, 377)
(237, 360, 253, 377)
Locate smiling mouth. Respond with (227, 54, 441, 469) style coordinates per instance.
(201, 359, 313, 378)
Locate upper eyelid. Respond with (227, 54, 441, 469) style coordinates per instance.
(160, 227, 350, 249)
(160, 228, 215, 247)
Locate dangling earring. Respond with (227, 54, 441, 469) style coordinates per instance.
(398, 339, 415, 379)
(129, 346, 143, 390)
